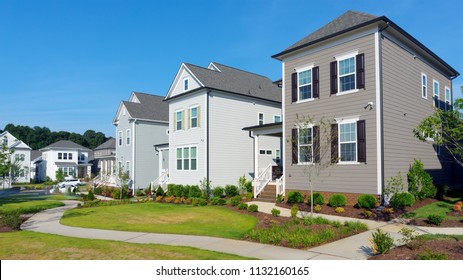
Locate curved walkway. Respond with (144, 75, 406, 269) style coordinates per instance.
(20, 200, 463, 260)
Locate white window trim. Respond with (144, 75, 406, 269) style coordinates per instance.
(297, 126, 313, 165)
(445, 86, 451, 111)
(126, 161, 130, 175)
(258, 112, 264, 125)
(296, 65, 314, 102)
(336, 50, 359, 96)
(126, 129, 131, 146)
(433, 80, 439, 107)
(337, 117, 360, 164)
(421, 73, 427, 99)
(190, 105, 199, 129)
(118, 131, 123, 146)
(259, 149, 273, 156)
(184, 78, 189, 91)
(274, 115, 281, 123)
(175, 109, 184, 131)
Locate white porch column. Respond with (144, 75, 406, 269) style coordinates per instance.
(254, 134, 259, 178)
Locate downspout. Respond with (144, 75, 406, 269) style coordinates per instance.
(248, 131, 255, 178)
(206, 90, 210, 183)
(132, 120, 136, 196)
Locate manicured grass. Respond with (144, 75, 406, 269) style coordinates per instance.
(418, 234, 463, 241)
(0, 231, 253, 260)
(407, 196, 462, 220)
(61, 203, 258, 239)
(0, 193, 71, 214)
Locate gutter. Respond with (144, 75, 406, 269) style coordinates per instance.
(206, 90, 210, 182)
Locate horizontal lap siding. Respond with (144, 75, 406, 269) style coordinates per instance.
(284, 34, 378, 194)
(381, 35, 453, 186)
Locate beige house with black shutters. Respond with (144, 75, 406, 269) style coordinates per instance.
(272, 11, 459, 204)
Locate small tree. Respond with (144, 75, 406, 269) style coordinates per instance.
(290, 115, 337, 216)
(117, 166, 130, 200)
(414, 96, 463, 166)
(0, 137, 14, 189)
(55, 169, 65, 182)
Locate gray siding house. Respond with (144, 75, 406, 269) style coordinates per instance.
(93, 138, 116, 186)
(272, 11, 459, 203)
(164, 62, 282, 187)
(113, 92, 169, 192)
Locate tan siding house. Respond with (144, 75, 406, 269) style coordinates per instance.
(273, 11, 459, 203)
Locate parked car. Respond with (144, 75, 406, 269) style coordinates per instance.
(49, 178, 81, 194)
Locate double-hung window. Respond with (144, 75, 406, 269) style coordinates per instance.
(445, 86, 451, 111)
(63, 153, 68, 160)
(298, 68, 312, 100)
(118, 131, 123, 146)
(190, 106, 198, 128)
(58, 153, 62, 160)
(433, 80, 439, 107)
(69, 153, 73, 160)
(175, 110, 183, 130)
(258, 113, 264, 125)
(421, 74, 427, 99)
(298, 127, 313, 164)
(330, 52, 364, 95)
(126, 129, 131, 145)
(274, 115, 281, 123)
(339, 122, 357, 162)
(338, 56, 356, 92)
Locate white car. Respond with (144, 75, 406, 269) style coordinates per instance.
(54, 178, 81, 193)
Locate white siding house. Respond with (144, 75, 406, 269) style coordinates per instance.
(0, 131, 31, 185)
(165, 62, 282, 187)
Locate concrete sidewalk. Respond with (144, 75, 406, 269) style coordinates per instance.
(20, 200, 463, 260)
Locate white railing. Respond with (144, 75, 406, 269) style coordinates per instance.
(276, 174, 284, 197)
(151, 170, 169, 192)
(252, 163, 272, 198)
(93, 173, 117, 188)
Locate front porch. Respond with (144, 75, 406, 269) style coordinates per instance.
(242, 122, 284, 201)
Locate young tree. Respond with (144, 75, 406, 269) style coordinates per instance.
(413, 97, 463, 166)
(55, 169, 65, 182)
(291, 115, 337, 216)
(0, 138, 13, 189)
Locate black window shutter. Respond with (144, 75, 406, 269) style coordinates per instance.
(331, 124, 338, 163)
(312, 66, 319, 99)
(291, 72, 298, 103)
(330, 61, 338, 94)
(292, 128, 298, 164)
(356, 53, 365, 89)
(313, 126, 320, 163)
(357, 120, 366, 163)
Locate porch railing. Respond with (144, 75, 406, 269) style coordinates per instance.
(93, 173, 116, 188)
(276, 174, 284, 197)
(252, 163, 272, 198)
(151, 169, 169, 192)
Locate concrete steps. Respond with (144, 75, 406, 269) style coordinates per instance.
(254, 183, 276, 202)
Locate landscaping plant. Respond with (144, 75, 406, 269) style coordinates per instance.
(271, 208, 280, 217)
(314, 204, 322, 213)
(225, 185, 239, 197)
(407, 159, 436, 200)
(426, 214, 444, 225)
(335, 207, 345, 213)
(357, 194, 377, 209)
(238, 203, 248, 210)
(307, 192, 324, 206)
(290, 205, 298, 218)
(229, 195, 241, 207)
(370, 229, 394, 254)
(287, 191, 304, 204)
(212, 186, 224, 198)
(390, 192, 415, 208)
(248, 204, 258, 212)
(328, 194, 347, 207)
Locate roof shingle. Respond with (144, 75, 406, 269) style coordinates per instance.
(123, 92, 169, 122)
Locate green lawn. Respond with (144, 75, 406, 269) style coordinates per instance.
(407, 196, 462, 220)
(0, 231, 253, 260)
(0, 193, 73, 214)
(61, 203, 258, 239)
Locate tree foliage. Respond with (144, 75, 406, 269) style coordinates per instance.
(2, 123, 109, 150)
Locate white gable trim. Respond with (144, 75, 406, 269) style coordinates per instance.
(112, 102, 132, 124)
(165, 63, 204, 100)
(207, 62, 222, 72)
(129, 92, 141, 103)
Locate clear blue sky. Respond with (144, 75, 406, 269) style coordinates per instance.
(1, 0, 462, 137)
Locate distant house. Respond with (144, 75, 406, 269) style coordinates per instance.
(113, 92, 169, 192)
(30, 150, 42, 183)
(271, 10, 459, 203)
(0, 131, 31, 184)
(93, 138, 116, 186)
(38, 140, 92, 181)
(164, 62, 282, 187)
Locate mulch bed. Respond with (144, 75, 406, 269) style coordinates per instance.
(369, 239, 463, 260)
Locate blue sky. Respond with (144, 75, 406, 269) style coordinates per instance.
(1, 0, 462, 137)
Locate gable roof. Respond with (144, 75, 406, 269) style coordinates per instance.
(115, 92, 169, 123)
(31, 150, 42, 161)
(272, 10, 459, 78)
(40, 140, 91, 152)
(166, 62, 281, 103)
(0, 131, 31, 150)
(94, 138, 115, 151)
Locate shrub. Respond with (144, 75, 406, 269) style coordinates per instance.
(212, 187, 225, 198)
(210, 197, 227, 206)
(167, 184, 183, 197)
(271, 208, 280, 217)
(276, 194, 283, 203)
(417, 250, 448, 260)
(248, 204, 258, 212)
(1, 210, 22, 229)
(363, 210, 373, 218)
(314, 204, 322, 213)
(390, 192, 415, 208)
(173, 198, 181, 204)
(238, 203, 248, 210)
(225, 185, 239, 197)
(329, 194, 347, 207)
(230, 195, 241, 207)
(164, 196, 175, 203)
(87, 189, 95, 201)
(155, 186, 165, 197)
(454, 201, 463, 212)
(191, 198, 207, 206)
(135, 189, 144, 197)
(307, 192, 325, 206)
(357, 194, 377, 209)
(382, 207, 394, 215)
(94, 187, 103, 195)
(426, 214, 443, 225)
(290, 205, 298, 218)
(335, 207, 345, 213)
(287, 191, 304, 204)
(181, 185, 191, 198)
(200, 178, 212, 199)
(155, 196, 163, 202)
(245, 192, 253, 200)
(188, 185, 201, 198)
(245, 181, 252, 193)
(407, 159, 435, 200)
(370, 229, 394, 254)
